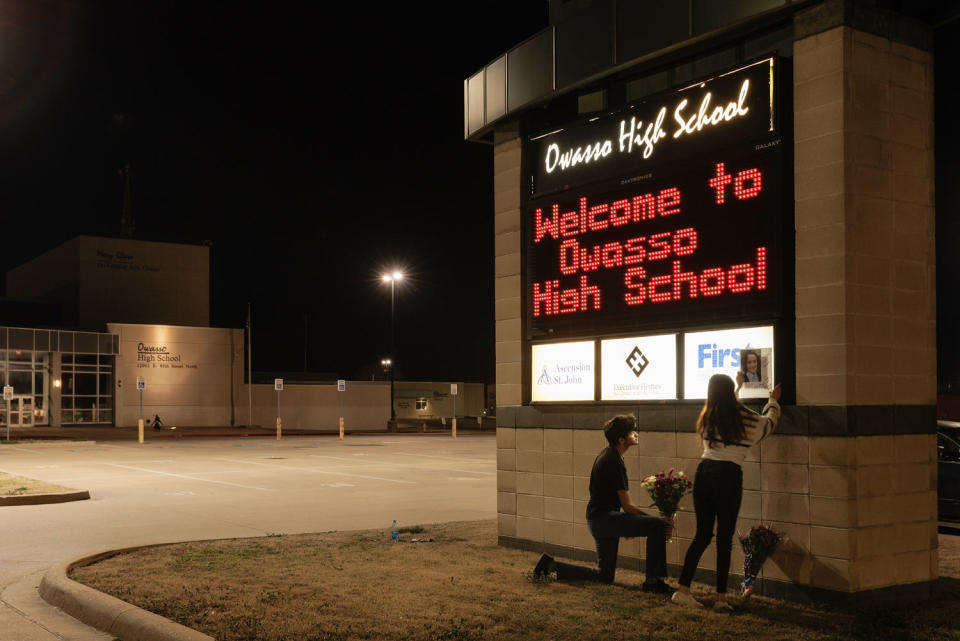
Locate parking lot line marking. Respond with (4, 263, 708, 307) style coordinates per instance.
(104, 463, 277, 491)
(392, 452, 496, 465)
(220, 457, 416, 485)
(310, 454, 495, 476)
(11, 448, 44, 454)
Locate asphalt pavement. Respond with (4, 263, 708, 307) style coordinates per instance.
(0, 429, 496, 640)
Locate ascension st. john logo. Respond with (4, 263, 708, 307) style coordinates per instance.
(625, 346, 649, 377)
(537, 366, 552, 385)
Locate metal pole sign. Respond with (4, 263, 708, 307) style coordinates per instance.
(136, 377, 145, 444)
(337, 380, 345, 440)
(451, 384, 457, 439)
(3, 385, 12, 442)
(275, 379, 283, 440)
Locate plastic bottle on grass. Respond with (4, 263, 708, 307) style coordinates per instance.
(391, 519, 399, 543)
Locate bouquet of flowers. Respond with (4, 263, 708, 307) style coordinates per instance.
(640, 468, 692, 542)
(739, 524, 783, 597)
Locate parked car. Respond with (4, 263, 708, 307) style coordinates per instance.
(938, 420, 960, 521)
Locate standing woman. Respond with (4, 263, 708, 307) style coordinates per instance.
(671, 373, 781, 610)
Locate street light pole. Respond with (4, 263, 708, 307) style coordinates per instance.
(382, 271, 403, 423)
(390, 278, 396, 421)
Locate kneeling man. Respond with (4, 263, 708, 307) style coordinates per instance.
(534, 414, 673, 593)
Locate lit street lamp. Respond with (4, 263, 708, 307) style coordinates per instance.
(382, 271, 403, 421)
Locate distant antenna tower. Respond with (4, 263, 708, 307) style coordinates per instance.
(119, 162, 135, 238)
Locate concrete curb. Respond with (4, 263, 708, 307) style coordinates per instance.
(40, 548, 214, 641)
(0, 440, 98, 447)
(0, 489, 90, 506)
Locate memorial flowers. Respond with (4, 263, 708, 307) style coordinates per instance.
(739, 524, 783, 597)
(640, 468, 692, 542)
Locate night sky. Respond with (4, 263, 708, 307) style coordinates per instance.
(0, 1, 549, 383)
(2, 3, 957, 396)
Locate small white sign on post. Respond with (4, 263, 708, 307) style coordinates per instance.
(275, 378, 284, 391)
(3, 386, 13, 401)
(337, 380, 346, 392)
(450, 384, 458, 395)
(136, 377, 145, 391)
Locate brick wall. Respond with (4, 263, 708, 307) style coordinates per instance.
(498, 427, 938, 594)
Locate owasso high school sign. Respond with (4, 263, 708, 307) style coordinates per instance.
(524, 58, 785, 403)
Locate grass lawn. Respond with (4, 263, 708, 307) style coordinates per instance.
(0, 471, 77, 496)
(72, 520, 960, 641)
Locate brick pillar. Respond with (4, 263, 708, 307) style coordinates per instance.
(494, 122, 523, 541)
(794, 24, 937, 597)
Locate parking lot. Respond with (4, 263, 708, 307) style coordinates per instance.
(0, 433, 496, 640)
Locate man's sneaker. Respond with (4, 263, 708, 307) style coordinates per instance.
(533, 554, 555, 579)
(713, 600, 734, 612)
(671, 590, 704, 608)
(641, 579, 676, 594)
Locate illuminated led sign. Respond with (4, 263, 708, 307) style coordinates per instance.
(527, 142, 782, 338)
(523, 57, 788, 405)
(530, 58, 776, 197)
(600, 334, 677, 401)
(531, 341, 595, 402)
(683, 326, 774, 400)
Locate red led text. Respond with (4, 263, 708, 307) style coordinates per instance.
(622, 247, 767, 305)
(530, 161, 771, 317)
(534, 187, 681, 243)
(708, 162, 762, 204)
(532, 275, 603, 316)
(558, 227, 699, 275)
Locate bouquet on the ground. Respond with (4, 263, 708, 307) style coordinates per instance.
(640, 468, 691, 542)
(739, 524, 783, 597)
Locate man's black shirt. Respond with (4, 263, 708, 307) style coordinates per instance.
(586, 446, 628, 520)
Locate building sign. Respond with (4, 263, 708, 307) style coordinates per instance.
(531, 341, 595, 402)
(95, 249, 161, 273)
(529, 58, 776, 198)
(527, 141, 782, 339)
(135, 342, 198, 370)
(683, 325, 774, 400)
(600, 334, 676, 401)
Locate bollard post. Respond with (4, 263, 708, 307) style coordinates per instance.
(138, 418, 144, 444)
(452, 417, 457, 439)
(276, 416, 282, 440)
(339, 416, 344, 440)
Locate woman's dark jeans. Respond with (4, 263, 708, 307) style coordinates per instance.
(553, 511, 667, 584)
(678, 459, 743, 593)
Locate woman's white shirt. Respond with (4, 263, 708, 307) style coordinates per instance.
(700, 398, 781, 466)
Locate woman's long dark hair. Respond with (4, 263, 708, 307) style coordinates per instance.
(697, 374, 746, 447)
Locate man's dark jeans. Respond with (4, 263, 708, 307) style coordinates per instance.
(554, 512, 667, 583)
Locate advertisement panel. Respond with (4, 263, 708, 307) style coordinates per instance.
(600, 334, 677, 401)
(531, 341, 595, 402)
(683, 326, 774, 400)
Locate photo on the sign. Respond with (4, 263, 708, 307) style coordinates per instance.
(739, 347, 771, 390)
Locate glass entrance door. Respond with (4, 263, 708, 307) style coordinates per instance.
(7, 396, 34, 427)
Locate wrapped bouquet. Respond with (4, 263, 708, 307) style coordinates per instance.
(640, 468, 692, 542)
(739, 524, 783, 597)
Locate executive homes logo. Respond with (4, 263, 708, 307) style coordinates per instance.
(625, 346, 649, 377)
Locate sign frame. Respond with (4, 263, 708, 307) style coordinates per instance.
(520, 55, 793, 407)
